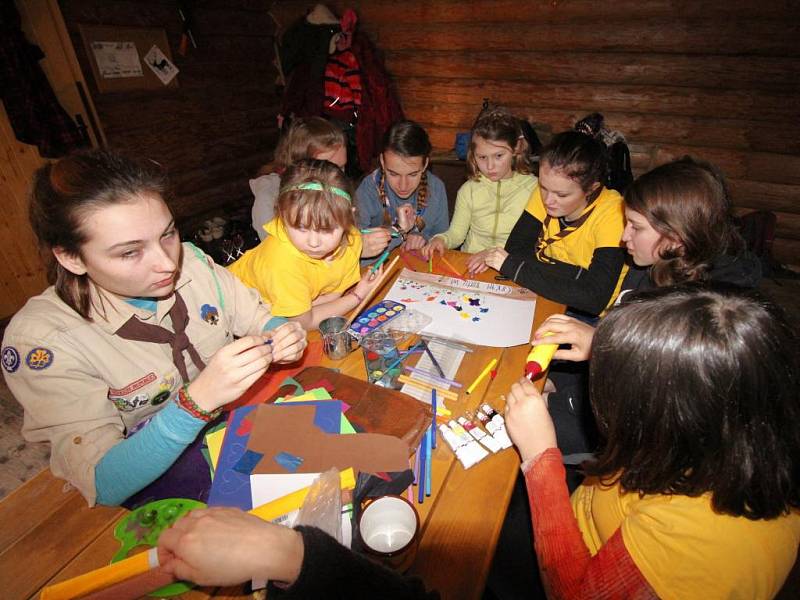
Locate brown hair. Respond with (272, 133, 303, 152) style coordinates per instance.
(259, 117, 346, 175)
(377, 120, 432, 226)
(466, 107, 533, 180)
(624, 157, 743, 286)
(276, 159, 355, 250)
(29, 149, 167, 320)
(587, 284, 800, 520)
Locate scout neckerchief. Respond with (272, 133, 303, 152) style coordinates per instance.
(115, 290, 205, 384)
(535, 196, 598, 264)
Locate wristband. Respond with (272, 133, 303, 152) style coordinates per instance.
(350, 289, 364, 304)
(176, 383, 222, 422)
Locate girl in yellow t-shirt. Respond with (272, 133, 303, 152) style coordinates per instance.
(229, 159, 385, 330)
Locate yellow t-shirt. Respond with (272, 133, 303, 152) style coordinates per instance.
(228, 219, 362, 317)
(527, 186, 627, 310)
(572, 477, 800, 600)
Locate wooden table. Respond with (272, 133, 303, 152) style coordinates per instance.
(0, 250, 564, 600)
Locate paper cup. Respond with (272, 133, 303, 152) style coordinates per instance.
(358, 495, 420, 571)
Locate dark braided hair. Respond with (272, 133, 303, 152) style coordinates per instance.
(377, 121, 432, 229)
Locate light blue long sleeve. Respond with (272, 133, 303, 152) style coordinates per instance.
(94, 401, 205, 506)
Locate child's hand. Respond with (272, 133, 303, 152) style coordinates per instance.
(361, 229, 391, 258)
(159, 508, 304, 586)
(504, 377, 557, 463)
(533, 315, 596, 362)
(396, 203, 416, 232)
(187, 336, 273, 411)
(421, 237, 445, 259)
(403, 233, 426, 251)
(270, 321, 307, 363)
(354, 264, 385, 299)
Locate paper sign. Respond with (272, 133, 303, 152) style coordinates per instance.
(91, 41, 143, 79)
(144, 45, 178, 85)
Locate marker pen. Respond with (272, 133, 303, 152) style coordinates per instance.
(480, 404, 513, 449)
(457, 416, 502, 453)
(525, 332, 558, 379)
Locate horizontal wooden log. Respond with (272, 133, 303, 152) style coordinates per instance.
(650, 146, 800, 186)
(733, 208, 800, 241)
(375, 20, 800, 56)
(385, 51, 800, 93)
(317, 0, 800, 25)
(728, 180, 800, 215)
(403, 102, 800, 155)
(395, 78, 800, 122)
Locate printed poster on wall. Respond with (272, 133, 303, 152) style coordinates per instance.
(90, 41, 143, 79)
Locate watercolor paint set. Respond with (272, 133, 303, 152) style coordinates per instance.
(347, 299, 407, 339)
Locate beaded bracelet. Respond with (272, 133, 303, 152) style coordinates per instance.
(176, 384, 222, 422)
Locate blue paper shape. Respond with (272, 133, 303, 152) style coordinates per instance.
(274, 451, 304, 472)
(233, 449, 264, 475)
(207, 405, 258, 510)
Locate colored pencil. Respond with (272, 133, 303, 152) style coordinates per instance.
(428, 255, 433, 273)
(466, 358, 499, 395)
(380, 341, 424, 378)
(360, 228, 400, 238)
(370, 248, 391, 274)
(397, 375, 459, 400)
(346, 255, 400, 327)
(421, 339, 446, 378)
(404, 365, 462, 388)
(424, 427, 433, 497)
(431, 389, 437, 449)
(439, 255, 464, 279)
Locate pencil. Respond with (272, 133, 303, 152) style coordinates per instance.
(431, 389, 437, 449)
(360, 228, 400, 238)
(397, 375, 459, 400)
(428, 255, 432, 273)
(466, 358, 498, 395)
(404, 365, 463, 388)
(346, 255, 400, 327)
(380, 341, 423, 379)
(439, 255, 463, 279)
(370, 248, 391, 274)
(421, 339, 446, 378)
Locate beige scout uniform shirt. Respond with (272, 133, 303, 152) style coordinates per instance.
(1, 243, 273, 504)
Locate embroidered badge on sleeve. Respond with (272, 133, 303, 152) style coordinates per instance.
(25, 347, 54, 370)
(2, 347, 21, 373)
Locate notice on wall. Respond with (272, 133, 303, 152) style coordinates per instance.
(144, 45, 179, 85)
(90, 41, 143, 79)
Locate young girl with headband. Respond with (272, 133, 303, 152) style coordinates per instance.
(356, 120, 449, 255)
(2, 149, 307, 507)
(468, 128, 627, 317)
(230, 159, 385, 330)
(422, 107, 536, 258)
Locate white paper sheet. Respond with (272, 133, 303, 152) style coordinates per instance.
(385, 269, 536, 347)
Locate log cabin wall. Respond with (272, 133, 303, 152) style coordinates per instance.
(282, 0, 800, 265)
(57, 0, 280, 227)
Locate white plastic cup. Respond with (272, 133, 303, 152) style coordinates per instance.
(358, 495, 420, 571)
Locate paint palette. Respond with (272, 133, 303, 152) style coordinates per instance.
(348, 299, 406, 339)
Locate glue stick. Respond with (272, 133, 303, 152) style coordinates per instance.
(525, 332, 559, 379)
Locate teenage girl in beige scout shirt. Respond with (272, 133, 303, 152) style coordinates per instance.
(1, 150, 307, 506)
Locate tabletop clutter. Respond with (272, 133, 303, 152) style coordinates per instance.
(40, 256, 539, 599)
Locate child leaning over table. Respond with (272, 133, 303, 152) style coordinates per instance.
(229, 159, 385, 330)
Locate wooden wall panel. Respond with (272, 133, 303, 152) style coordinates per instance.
(58, 0, 280, 227)
(281, 0, 800, 265)
(0, 105, 49, 320)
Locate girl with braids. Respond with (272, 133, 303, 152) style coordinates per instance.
(468, 128, 627, 318)
(230, 159, 386, 331)
(422, 107, 536, 258)
(2, 149, 307, 507)
(356, 121, 449, 255)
